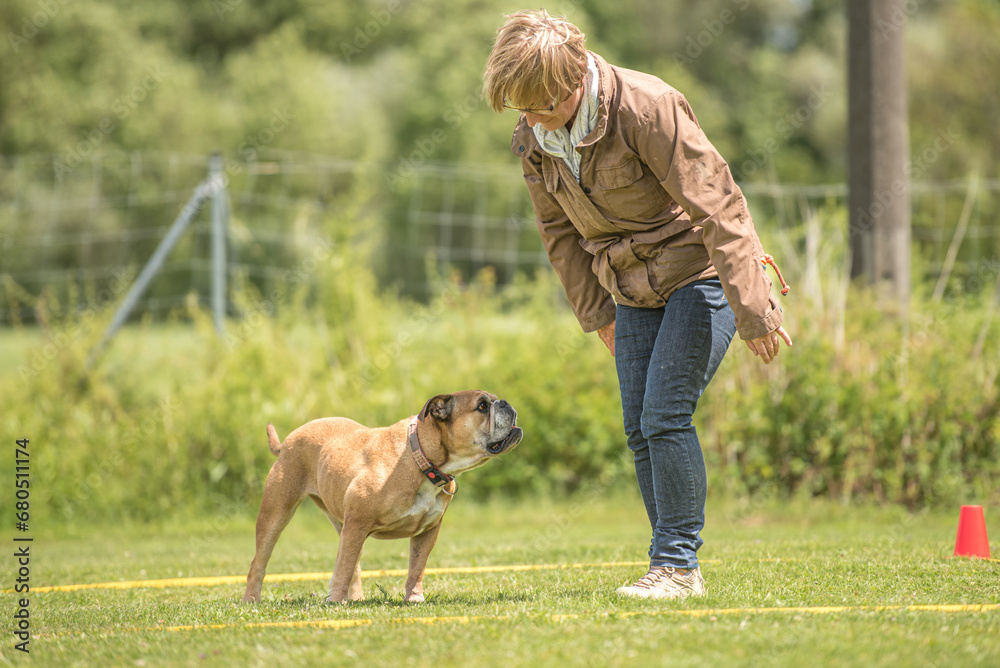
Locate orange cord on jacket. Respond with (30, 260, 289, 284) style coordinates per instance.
(761, 254, 790, 296)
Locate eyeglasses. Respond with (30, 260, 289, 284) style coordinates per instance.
(502, 98, 559, 116)
(502, 82, 581, 116)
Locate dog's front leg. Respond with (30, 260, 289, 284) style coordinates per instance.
(327, 521, 368, 603)
(405, 521, 443, 603)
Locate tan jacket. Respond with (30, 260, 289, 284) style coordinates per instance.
(512, 52, 782, 341)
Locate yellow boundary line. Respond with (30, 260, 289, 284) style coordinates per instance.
(39, 604, 1000, 638)
(20, 559, 998, 639)
(19, 555, 997, 594)
(25, 560, 655, 594)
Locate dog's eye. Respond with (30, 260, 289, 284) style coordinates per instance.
(477, 400, 490, 412)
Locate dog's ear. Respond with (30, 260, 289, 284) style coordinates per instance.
(420, 394, 454, 422)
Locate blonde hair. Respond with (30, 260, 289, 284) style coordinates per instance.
(482, 9, 587, 113)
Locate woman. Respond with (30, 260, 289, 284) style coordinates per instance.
(483, 10, 792, 599)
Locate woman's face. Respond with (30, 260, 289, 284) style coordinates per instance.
(522, 84, 585, 131)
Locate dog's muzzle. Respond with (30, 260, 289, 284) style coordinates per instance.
(487, 400, 523, 455)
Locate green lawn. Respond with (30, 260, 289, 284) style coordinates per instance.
(5, 494, 998, 667)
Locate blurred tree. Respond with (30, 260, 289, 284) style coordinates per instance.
(907, 0, 1000, 180)
(848, 0, 911, 311)
(1, 0, 996, 299)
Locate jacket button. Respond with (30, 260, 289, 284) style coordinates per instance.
(518, 145, 525, 152)
(584, 187, 591, 194)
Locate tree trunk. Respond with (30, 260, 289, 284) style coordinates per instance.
(847, 0, 911, 312)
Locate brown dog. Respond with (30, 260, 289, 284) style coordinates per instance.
(243, 391, 522, 604)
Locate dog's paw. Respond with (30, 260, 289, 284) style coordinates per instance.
(404, 593, 426, 603)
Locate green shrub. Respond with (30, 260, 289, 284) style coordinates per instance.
(1, 242, 997, 525)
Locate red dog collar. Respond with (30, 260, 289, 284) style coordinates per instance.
(407, 416, 455, 495)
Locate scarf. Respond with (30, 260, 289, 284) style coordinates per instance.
(533, 52, 599, 182)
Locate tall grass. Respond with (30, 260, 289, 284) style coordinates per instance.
(1, 213, 997, 524)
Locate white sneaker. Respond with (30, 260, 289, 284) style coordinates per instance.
(616, 566, 706, 599)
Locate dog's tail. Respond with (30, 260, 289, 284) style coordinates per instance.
(266, 423, 283, 456)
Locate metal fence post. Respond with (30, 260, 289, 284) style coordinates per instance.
(209, 152, 228, 336)
(87, 157, 217, 366)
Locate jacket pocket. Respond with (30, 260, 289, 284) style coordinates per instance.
(542, 166, 560, 194)
(595, 156, 667, 219)
(579, 236, 661, 307)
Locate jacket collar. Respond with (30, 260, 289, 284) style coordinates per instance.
(510, 51, 616, 158)
(577, 51, 615, 149)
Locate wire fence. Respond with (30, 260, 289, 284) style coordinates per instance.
(0, 151, 360, 324)
(1, 150, 998, 326)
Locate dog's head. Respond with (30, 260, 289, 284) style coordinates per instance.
(419, 390, 523, 474)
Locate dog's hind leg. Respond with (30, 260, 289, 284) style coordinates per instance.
(243, 461, 305, 603)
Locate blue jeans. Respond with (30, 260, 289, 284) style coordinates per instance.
(614, 279, 736, 570)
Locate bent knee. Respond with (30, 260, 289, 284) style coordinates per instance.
(640, 410, 694, 442)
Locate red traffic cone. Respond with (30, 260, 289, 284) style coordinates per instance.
(953, 505, 991, 559)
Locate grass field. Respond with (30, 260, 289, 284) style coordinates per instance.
(4, 494, 998, 667)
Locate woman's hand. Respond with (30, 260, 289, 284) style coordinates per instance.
(597, 320, 616, 357)
(745, 326, 792, 364)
